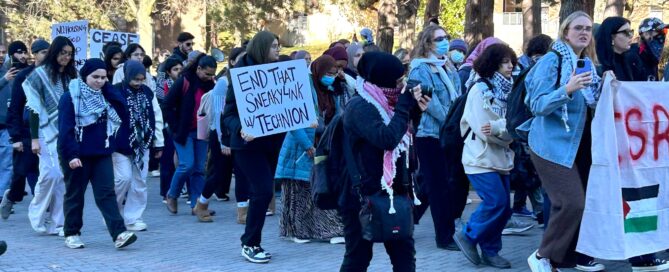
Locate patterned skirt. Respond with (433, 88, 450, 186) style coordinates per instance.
(279, 179, 344, 240)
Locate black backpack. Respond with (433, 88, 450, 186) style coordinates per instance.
(439, 78, 493, 150)
(311, 114, 361, 210)
(505, 50, 562, 141)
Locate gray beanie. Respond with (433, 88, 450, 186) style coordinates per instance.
(31, 39, 50, 54)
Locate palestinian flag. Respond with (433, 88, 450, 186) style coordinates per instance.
(622, 184, 659, 233)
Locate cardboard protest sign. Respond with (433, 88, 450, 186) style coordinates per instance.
(229, 59, 317, 138)
(577, 75, 669, 259)
(89, 29, 140, 58)
(51, 20, 88, 69)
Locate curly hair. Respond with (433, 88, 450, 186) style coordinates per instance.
(525, 34, 553, 57)
(473, 43, 518, 78)
(412, 25, 448, 59)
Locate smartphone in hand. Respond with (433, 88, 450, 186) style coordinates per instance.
(575, 59, 592, 75)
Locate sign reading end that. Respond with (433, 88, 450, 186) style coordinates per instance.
(230, 59, 316, 138)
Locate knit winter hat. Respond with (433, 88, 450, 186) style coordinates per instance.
(80, 58, 107, 79)
(30, 39, 50, 54)
(357, 51, 404, 88)
(8, 41, 28, 55)
(450, 39, 468, 53)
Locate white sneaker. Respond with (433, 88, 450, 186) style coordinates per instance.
(291, 237, 311, 244)
(329, 237, 345, 244)
(65, 235, 85, 249)
(57, 228, 64, 237)
(114, 231, 137, 249)
(34, 225, 47, 234)
(466, 198, 473, 205)
(126, 221, 148, 231)
(527, 250, 554, 272)
(150, 170, 160, 177)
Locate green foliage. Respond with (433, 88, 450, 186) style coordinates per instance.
(417, 0, 466, 38)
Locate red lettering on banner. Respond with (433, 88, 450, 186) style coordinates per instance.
(653, 104, 669, 161)
(625, 108, 646, 161)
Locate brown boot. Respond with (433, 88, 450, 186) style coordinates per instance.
(266, 196, 276, 216)
(237, 206, 248, 224)
(165, 197, 177, 214)
(193, 201, 213, 222)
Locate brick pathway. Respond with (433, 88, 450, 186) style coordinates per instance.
(0, 177, 658, 271)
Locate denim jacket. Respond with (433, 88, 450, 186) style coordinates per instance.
(521, 51, 590, 168)
(409, 63, 459, 138)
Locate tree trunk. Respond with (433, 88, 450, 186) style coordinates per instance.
(377, 0, 397, 53)
(559, 0, 595, 25)
(604, 0, 626, 17)
(397, 0, 419, 50)
(522, 0, 542, 51)
(126, 0, 157, 55)
(464, 0, 494, 50)
(423, 0, 440, 27)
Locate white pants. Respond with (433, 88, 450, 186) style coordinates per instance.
(28, 139, 65, 234)
(112, 152, 149, 225)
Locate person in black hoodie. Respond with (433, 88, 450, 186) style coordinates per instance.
(163, 54, 217, 214)
(595, 16, 669, 272)
(173, 32, 195, 63)
(222, 30, 282, 264)
(58, 58, 137, 249)
(0, 39, 49, 219)
(340, 51, 429, 272)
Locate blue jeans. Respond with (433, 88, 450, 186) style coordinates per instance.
(463, 172, 512, 257)
(0, 129, 14, 194)
(167, 132, 207, 208)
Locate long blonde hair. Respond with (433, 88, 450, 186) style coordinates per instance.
(558, 11, 598, 63)
(412, 25, 448, 59)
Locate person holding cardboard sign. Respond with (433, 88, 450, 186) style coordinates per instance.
(222, 30, 284, 264)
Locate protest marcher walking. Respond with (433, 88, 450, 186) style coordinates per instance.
(407, 25, 462, 250)
(23, 36, 78, 235)
(458, 37, 503, 92)
(155, 57, 182, 201)
(104, 46, 124, 79)
(58, 58, 137, 249)
(277, 55, 344, 244)
(524, 11, 605, 272)
(111, 60, 162, 232)
(339, 51, 429, 272)
(222, 31, 284, 263)
(323, 46, 353, 112)
(163, 55, 217, 214)
(595, 16, 669, 271)
(294, 50, 312, 67)
(172, 32, 195, 63)
(449, 39, 468, 70)
(453, 43, 517, 268)
(112, 44, 158, 93)
(630, 18, 665, 81)
(1, 39, 49, 219)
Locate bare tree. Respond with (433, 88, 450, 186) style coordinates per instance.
(423, 0, 440, 27)
(559, 0, 596, 24)
(464, 0, 494, 49)
(125, 0, 158, 53)
(604, 0, 626, 17)
(397, 0, 419, 50)
(522, 0, 542, 51)
(377, 0, 397, 52)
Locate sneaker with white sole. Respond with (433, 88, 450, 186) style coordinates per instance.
(291, 237, 310, 244)
(527, 250, 555, 272)
(126, 221, 148, 231)
(575, 260, 605, 271)
(502, 218, 534, 235)
(114, 231, 137, 249)
(632, 258, 669, 272)
(150, 170, 160, 177)
(242, 245, 271, 263)
(466, 198, 473, 205)
(329, 237, 345, 244)
(65, 235, 85, 249)
(0, 189, 14, 219)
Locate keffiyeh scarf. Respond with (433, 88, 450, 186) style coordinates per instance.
(69, 79, 121, 147)
(481, 72, 513, 117)
(126, 87, 155, 170)
(22, 66, 69, 150)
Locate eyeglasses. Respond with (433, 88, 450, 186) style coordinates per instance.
(433, 35, 451, 42)
(571, 25, 593, 33)
(614, 29, 635, 38)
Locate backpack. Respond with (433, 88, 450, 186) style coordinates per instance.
(311, 113, 361, 210)
(505, 50, 562, 141)
(439, 78, 493, 150)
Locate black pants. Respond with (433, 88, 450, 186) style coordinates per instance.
(233, 152, 250, 202)
(201, 131, 233, 199)
(237, 148, 279, 247)
(413, 137, 457, 246)
(62, 155, 126, 240)
(7, 139, 39, 202)
(160, 129, 176, 198)
(339, 207, 416, 272)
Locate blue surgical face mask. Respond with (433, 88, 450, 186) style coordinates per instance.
(434, 39, 450, 56)
(320, 75, 336, 88)
(449, 50, 465, 64)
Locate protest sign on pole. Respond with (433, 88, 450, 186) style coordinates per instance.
(229, 59, 317, 138)
(51, 20, 88, 69)
(89, 29, 140, 59)
(577, 74, 669, 259)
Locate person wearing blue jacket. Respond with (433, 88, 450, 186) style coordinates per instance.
(407, 25, 462, 250)
(277, 55, 344, 244)
(111, 60, 161, 232)
(58, 58, 137, 250)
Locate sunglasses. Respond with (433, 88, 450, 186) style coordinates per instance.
(614, 29, 635, 38)
(184, 42, 193, 47)
(433, 35, 451, 42)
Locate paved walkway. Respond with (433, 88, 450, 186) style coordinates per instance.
(0, 177, 659, 271)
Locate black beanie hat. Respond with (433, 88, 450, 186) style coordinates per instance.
(177, 32, 195, 43)
(357, 51, 405, 88)
(8, 41, 28, 56)
(80, 58, 107, 79)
